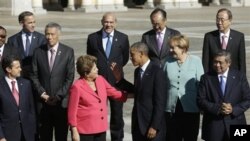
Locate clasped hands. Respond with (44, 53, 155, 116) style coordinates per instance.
(41, 93, 61, 105)
(220, 102, 233, 115)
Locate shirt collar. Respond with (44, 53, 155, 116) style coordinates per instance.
(140, 59, 150, 72)
(102, 30, 114, 38)
(220, 29, 230, 38)
(218, 68, 229, 78)
(47, 42, 59, 52)
(5, 76, 17, 84)
(156, 27, 166, 35)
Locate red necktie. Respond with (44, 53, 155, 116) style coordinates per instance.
(11, 81, 19, 105)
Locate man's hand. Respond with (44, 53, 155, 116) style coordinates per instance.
(221, 103, 233, 115)
(147, 127, 157, 139)
(110, 62, 123, 83)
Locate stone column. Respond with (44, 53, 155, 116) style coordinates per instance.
(227, 0, 244, 6)
(210, 0, 220, 5)
(244, 0, 250, 6)
(65, 0, 75, 11)
(114, 0, 128, 11)
(159, 0, 201, 9)
(78, 0, 96, 13)
(96, 0, 115, 12)
(144, 0, 154, 8)
(32, 0, 47, 14)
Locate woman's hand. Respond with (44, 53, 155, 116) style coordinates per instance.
(71, 127, 80, 141)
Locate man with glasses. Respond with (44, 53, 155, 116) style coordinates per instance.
(202, 8, 246, 74)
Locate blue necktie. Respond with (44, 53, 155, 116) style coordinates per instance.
(25, 33, 31, 56)
(220, 75, 226, 95)
(105, 34, 112, 58)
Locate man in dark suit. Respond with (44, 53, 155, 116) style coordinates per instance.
(87, 12, 129, 141)
(202, 8, 246, 74)
(114, 42, 167, 141)
(197, 50, 250, 141)
(7, 11, 46, 79)
(0, 55, 36, 141)
(30, 22, 75, 141)
(142, 8, 180, 68)
(0, 26, 16, 77)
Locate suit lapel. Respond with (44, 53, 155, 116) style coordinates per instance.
(82, 79, 100, 99)
(226, 31, 234, 51)
(211, 74, 224, 99)
(160, 28, 171, 56)
(51, 44, 63, 73)
(97, 30, 106, 58)
(17, 78, 24, 107)
(0, 78, 19, 106)
(149, 33, 158, 55)
(17, 32, 26, 57)
(224, 69, 235, 100)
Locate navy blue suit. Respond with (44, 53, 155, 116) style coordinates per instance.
(197, 69, 250, 141)
(0, 77, 36, 141)
(7, 31, 46, 78)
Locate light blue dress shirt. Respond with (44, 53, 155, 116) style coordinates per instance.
(163, 55, 204, 113)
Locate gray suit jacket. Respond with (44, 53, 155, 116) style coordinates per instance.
(141, 27, 180, 67)
(31, 43, 75, 107)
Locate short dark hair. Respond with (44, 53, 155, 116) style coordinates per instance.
(18, 11, 34, 23)
(217, 8, 233, 20)
(130, 42, 149, 55)
(150, 8, 167, 20)
(213, 50, 232, 64)
(2, 55, 21, 73)
(76, 55, 97, 77)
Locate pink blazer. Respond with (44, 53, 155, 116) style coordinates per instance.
(68, 75, 127, 134)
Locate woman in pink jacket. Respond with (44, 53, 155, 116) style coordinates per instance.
(68, 55, 127, 141)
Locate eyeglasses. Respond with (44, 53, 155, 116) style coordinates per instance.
(0, 35, 6, 38)
(216, 18, 229, 23)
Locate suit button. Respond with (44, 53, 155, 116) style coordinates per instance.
(177, 88, 179, 90)
(99, 100, 101, 103)
(100, 109, 103, 111)
(178, 76, 180, 78)
(19, 110, 21, 113)
(177, 82, 179, 84)
(101, 117, 104, 120)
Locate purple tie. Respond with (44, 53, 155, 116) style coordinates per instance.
(157, 32, 163, 53)
(49, 49, 56, 72)
(221, 35, 227, 50)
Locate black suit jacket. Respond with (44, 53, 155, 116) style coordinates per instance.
(117, 61, 168, 140)
(31, 43, 75, 106)
(197, 69, 250, 141)
(202, 29, 246, 74)
(141, 27, 180, 67)
(0, 44, 15, 77)
(87, 29, 129, 85)
(0, 77, 36, 141)
(7, 31, 46, 78)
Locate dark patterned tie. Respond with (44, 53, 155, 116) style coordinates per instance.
(26, 33, 31, 56)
